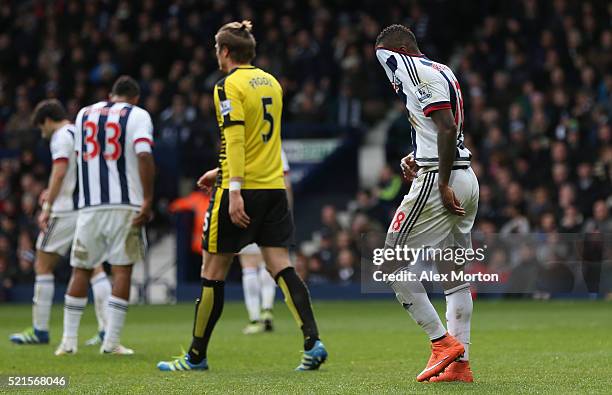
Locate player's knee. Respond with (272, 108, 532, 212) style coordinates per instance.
(35, 252, 56, 274)
(262, 255, 291, 279)
(35, 260, 52, 275)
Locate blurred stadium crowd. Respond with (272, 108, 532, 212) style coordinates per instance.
(0, 0, 610, 294)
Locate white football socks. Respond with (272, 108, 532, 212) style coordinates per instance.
(91, 271, 111, 332)
(102, 295, 128, 351)
(259, 266, 276, 311)
(390, 273, 446, 340)
(32, 274, 54, 331)
(62, 295, 87, 346)
(242, 267, 261, 322)
(445, 285, 473, 361)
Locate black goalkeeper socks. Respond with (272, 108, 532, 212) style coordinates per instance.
(275, 267, 320, 350)
(188, 278, 225, 364)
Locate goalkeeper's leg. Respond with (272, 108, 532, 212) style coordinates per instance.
(262, 247, 327, 370)
(188, 253, 232, 363)
(157, 252, 232, 371)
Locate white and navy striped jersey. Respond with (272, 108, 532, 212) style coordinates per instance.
(74, 101, 154, 211)
(376, 48, 471, 167)
(49, 123, 78, 215)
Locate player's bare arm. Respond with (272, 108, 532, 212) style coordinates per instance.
(38, 156, 69, 231)
(38, 188, 49, 206)
(133, 152, 155, 226)
(431, 109, 465, 217)
(197, 167, 219, 194)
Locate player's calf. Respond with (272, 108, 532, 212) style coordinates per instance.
(101, 265, 133, 353)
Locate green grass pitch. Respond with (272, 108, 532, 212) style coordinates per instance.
(1, 299, 611, 394)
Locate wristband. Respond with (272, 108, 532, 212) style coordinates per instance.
(229, 181, 242, 191)
(42, 201, 51, 213)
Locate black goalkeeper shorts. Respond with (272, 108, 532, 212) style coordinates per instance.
(202, 188, 294, 254)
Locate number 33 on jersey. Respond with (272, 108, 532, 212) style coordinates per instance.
(213, 65, 285, 190)
(75, 101, 154, 209)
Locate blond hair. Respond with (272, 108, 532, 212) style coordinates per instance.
(216, 20, 256, 63)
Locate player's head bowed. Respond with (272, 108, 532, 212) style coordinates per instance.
(31, 98, 69, 138)
(375, 24, 420, 54)
(215, 20, 256, 72)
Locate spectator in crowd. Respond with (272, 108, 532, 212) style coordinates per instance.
(319, 205, 341, 238)
(337, 249, 359, 285)
(0, 253, 13, 302)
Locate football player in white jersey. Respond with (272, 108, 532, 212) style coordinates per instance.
(55, 76, 155, 356)
(196, 150, 292, 335)
(376, 25, 479, 382)
(9, 100, 111, 347)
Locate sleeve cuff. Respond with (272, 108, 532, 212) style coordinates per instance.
(52, 157, 69, 164)
(134, 138, 153, 154)
(423, 102, 452, 117)
(134, 137, 154, 146)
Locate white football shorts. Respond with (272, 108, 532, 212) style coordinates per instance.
(386, 167, 479, 250)
(70, 208, 147, 268)
(36, 213, 78, 256)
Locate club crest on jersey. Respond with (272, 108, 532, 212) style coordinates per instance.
(392, 72, 402, 94)
(416, 82, 432, 103)
(219, 100, 232, 116)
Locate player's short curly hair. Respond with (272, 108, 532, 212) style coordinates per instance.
(375, 24, 418, 49)
(215, 20, 256, 63)
(111, 75, 140, 99)
(31, 99, 68, 126)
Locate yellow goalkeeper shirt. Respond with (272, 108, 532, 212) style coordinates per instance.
(213, 65, 285, 190)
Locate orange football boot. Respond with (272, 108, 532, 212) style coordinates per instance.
(416, 334, 464, 382)
(428, 360, 473, 382)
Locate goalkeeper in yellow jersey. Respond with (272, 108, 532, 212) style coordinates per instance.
(157, 20, 327, 372)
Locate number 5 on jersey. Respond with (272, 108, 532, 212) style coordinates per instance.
(83, 121, 122, 161)
(261, 97, 274, 143)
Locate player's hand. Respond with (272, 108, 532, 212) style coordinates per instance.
(39, 189, 49, 206)
(197, 168, 219, 194)
(439, 184, 465, 216)
(38, 210, 50, 232)
(400, 154, 418, 181)
(133, 201, 154, 227)
(229, 190, 250, 228)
